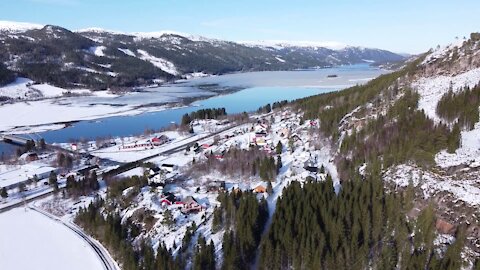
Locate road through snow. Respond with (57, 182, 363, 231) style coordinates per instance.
(29, 206, 120, 270)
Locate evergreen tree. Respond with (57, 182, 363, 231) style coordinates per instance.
(49, 171, 59, 192)
(440, 225, 466, 270)
(38, 138, 46, 150)
(88, 171, 100, 191)
(219, 192, 268, 268)
(66, 175, 76, 190)
(18, 182, 26, 193)
(0, 187, 7, 198)
(276, 141, 283, 155)
(288, 137, 295, 153)
(448, 122, 461, 153)
(212, 206, 223, 233)
(258, 165, 466, 270)
(267, 181, 273, 194)
(276, 155, 282, 174)
(193, 236, 216, 270)
(162, 209, 175, 228)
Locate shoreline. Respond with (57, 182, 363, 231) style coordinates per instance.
(0, 65, 388, 137)
(0, 84, 245, 136)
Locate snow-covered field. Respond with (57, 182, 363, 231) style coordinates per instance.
(0, 207, 104, 270)
(0, 78, 37, 99)
(0, 78, 93, 100)
(0, 163, 56, 188)
(0, 98, 149, 132)
(0, 86, 216, 134)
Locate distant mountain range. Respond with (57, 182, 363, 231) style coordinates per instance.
(0, 21, 405, 89)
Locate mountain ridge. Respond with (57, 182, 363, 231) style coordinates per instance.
(0, 20, 405, 90)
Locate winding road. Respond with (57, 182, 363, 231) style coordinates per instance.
(30, 206, 119, 270)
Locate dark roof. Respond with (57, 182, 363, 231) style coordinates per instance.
(161, 164, 175, 168)
(183, 196, 198, 204)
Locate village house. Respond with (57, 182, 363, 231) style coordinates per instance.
(160, 163, 177, 173)
(304, 160, 319, 173)
(255, 130, 267, 138)
(254, 137, 267, 146)
(148, 166, 161, 175)
(207, 181, 226, 192)
(278, 127, 290, 138)
(0, 164, 58, 190)
(151, 135, 169, 146)
(19, 152, 39, 162)
(181, 196, 203, 214)
(71, 143, 78, 151)
(160, 193, 177, 207)
(149, 174, 165, 186)
(291, 133, 303, 142)
(253, 184, 267, 193)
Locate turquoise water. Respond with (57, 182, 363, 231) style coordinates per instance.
(0, 65, 386, 155)
(36, 86, 333, 143)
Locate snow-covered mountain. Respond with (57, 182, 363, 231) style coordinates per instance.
(0, 21, 405, 90)
(241, 40, 349, 50)
(0, 20, 43, 33)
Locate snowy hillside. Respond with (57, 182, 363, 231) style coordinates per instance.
(286, 33, 480, 262)
(0, 20, 43, 32)
(241, 40, 348, 50)
(411, 34, 480, 169)
(0, 20, 405, 90)
(413, 67, 480, 122)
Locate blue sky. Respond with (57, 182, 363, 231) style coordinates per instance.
(1, 0, 479, 53)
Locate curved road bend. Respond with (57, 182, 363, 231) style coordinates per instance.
(29, 207, 119, 270)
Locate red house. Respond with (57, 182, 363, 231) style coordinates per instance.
(160, 198, 173, 207)
(152, 135, 169, 146)
(181, 196, 203, 214)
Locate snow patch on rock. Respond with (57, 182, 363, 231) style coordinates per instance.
(88, 46, 106, 57)
(118, 48, 136, 57)
(137, 49, 179, 76)
(422, 37, 466, 65)
(384, 164, 480, 206)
